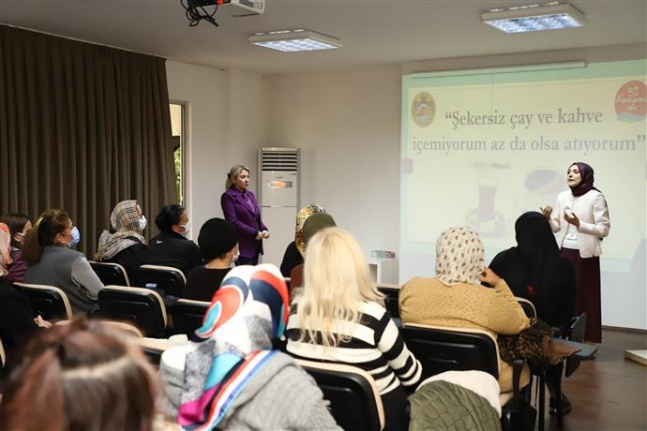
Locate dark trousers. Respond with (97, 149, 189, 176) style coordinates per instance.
(237, 255, 259, 266)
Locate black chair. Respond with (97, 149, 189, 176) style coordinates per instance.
(400, 323, 534, 431)
(96, 285, 168, 338)
(376, 283, 400, 319)
(170, 298, 209, 336)
(14, 282, 73, 321)
(89, 261, 131, 286)
(135, 264, 186, 297)
(295, 359, 385, 431)
(516, 297, 537, 319)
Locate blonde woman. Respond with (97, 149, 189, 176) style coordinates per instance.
(286, 227, 422, 431)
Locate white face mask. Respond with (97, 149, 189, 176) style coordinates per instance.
(139, 215, 147, 231)
(178, 221, 191, 236)
(232, 250, 240, 263)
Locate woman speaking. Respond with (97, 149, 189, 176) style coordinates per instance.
(221, 165, 269, 265)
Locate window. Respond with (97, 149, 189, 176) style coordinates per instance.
(170, 103, 185, 205)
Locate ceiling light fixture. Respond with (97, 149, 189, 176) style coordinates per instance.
(249, 29, 342, 52)
(482, 2, 587, 33)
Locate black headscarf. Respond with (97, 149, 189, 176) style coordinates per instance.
(569, 162, 600, 197)
(489, 212, 576, 327)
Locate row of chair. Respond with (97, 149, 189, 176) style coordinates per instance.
(89, 261, 186, 297)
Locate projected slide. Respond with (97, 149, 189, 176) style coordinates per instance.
(400, 60, 646, 328)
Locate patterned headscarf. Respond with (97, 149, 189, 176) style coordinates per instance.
(295, 204, 326, 256)
(568, 162, 600, 197)
(435, 226, 485, 286)
(178, 264, 289, 430)
(95, 200, 146, 260)
(0, 223, 12, 276)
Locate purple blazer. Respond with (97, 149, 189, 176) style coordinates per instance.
(221, 186, 268, 258)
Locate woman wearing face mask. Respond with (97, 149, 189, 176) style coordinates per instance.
(0, 212, 32, 283)
(183, 218, 238, 302)
(0, 223, 51, 376)
(146, 204, 201, 278)
(23, 209, 104, 315)
(95, 200, 148, 283)
(541, 162, 610, 344)
(221, 165, 269, 265)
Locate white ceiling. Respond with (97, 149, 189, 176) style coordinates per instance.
(1, 0, 646, 75)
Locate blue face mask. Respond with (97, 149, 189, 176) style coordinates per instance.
(69, 226, 81, 249)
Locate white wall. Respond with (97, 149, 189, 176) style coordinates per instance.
(167, 44, 646, 330)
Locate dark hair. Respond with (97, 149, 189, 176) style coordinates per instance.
(21, 209, 71, 264)
(0, 213, 31, 249)
(154, 204, 185, 233)
(198, 218, 238, 261)
(0, 318, 158, 431)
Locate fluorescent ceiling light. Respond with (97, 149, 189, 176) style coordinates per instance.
(249, 29, 342, 52)
(482, 2, 587, 33)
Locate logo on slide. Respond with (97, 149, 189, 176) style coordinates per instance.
(614, 80, 646, 123)
(411, 92, 436, 127)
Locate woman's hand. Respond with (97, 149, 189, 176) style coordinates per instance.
(478, 267, 501, 287)
(34, 315, 52, 328)
(261, 230, 270, 239)
(540, 205, 553, 219)
(564, 211, 580, 228)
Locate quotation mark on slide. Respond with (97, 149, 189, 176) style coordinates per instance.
(638, 135, 646, 143)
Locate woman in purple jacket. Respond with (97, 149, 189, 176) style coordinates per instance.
(221, 165, 269, 265)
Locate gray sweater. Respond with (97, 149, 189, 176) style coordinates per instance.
(160, 347, 340, 430)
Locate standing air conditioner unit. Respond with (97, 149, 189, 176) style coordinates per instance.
(258, 148, 300, 266)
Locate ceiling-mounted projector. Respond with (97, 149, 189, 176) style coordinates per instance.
(191, 0, 264, 15)
(182, 0, 264, 27)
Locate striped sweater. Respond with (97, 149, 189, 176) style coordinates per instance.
(285, 299, 422, 395)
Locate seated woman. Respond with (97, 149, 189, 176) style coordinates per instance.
(95, 200, 148, 283)
(183, 217, 237, 302)
(160, 264, 339, 430)
(0, 223, 51, 375)
(146, 204, 201, 278)
(23, 209, 104, 315)
(0, 212, 32, 283)
(286, 227, 422, 431)
(279, 204, 326, 277)
(399, 226, 530, 393)
(489, 211, 577, 414)
(0, 317, 159, 430)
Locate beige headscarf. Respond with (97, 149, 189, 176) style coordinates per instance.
(0, 223, 12, 277)
(295, 204, 326, 256)
(95, 200, 146, 260)
(435, 226, 485, 286)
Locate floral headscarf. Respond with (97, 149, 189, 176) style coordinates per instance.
(435, 226, 485, 286)
(178, 264, 289, 430)
(295, 204, 326, 256)
(95, 200, 145, 260)
(0, 223, 12, 276)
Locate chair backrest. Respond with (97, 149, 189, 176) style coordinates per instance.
(400, 324, 500, 381)
(295, 359, 385, 431)
(170, 299, 209, 336)
(97, 285, 167, 338)
(376, 283, 400, 319)
(89, 260, 131, 286)
(516, 297, 537, 319)
(135, 264, 186, 297)
(0, 338, 5, 371)
(14, 282, 74, 321)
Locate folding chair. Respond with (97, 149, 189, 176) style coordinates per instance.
(96, 285, 168, 338)
(169, 298, 209, 336)
(14, 282, 73, 321)
(135, 264, 186, 297)
(295, 359, 385, 431)
(376, 283, 401, 320)
(89, 261, 130, 286)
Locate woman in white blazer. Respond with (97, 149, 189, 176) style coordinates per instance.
(541, 162, 610, 343)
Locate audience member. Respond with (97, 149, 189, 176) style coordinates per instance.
(286, 227, 421, 431)
(289, 212, 336, 290)
(0, 317, 159, 430)
(183, 217, 237, 302)
(221, 165, 269, 265)
(23, 209, 104, 315)
(0, 223, 51, 375)
(95, 200, 148, 283)
(160, 264, 339, 430)
(399, 226, 530, 392)
(146, 204, 201, 277)
(489, 211, 577, 415)
(0, 212, 32, 283)
(279, 204, 326, 277)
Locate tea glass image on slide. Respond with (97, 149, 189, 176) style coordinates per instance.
(466, 177, 505, 236)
